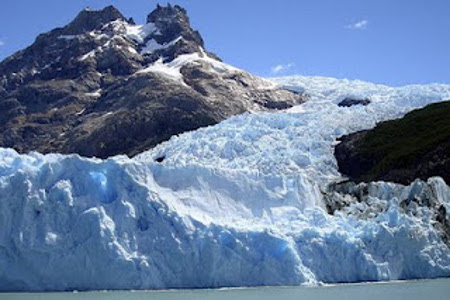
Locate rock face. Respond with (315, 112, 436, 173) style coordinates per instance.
(335, 101, 450, 185)
(337, 97, 370, 107)
(323, 178, 450, 245)
(0, 5, 305, 158)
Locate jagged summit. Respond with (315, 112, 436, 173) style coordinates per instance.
(62, 5, 126, 35)
(129, 4, 216, 62)
(148, 3, 188, 22)
(0, 4, 305, 158)
(0, 4, 213, 92)
(147, 4, 204, 46)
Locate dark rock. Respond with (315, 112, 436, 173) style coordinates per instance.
(60, 6, 126, 36)
(335, 101, 450, 185)
(155, 155, 166, 163)
(437, 205, 447, 224)
(144, 4, 219, 62)
(323, 179, 450, 245)
(338, 98, 371, 107)
(146, 5, 202, 45)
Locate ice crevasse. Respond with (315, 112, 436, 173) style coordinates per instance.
(1, 76, 450, 291)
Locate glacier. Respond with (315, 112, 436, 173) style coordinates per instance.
(1, 76, 450, 291)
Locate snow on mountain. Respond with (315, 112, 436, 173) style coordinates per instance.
(136, 51, 241, 84)
(1, 76, 450, 291)
(0, 5, 304, 159)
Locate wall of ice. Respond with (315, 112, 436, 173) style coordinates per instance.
(1, 76, 450, 291)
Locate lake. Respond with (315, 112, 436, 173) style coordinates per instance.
(2, 279, 449, 300)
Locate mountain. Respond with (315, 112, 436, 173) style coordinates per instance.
(0, 5, 305, 158)
(1, 75, 450, 291)
(335, 100, 450, 185)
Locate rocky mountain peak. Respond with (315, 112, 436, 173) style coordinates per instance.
(146, 4, 204, 48)
(147, 4, 188, 22)
(0, 4, 306, 158)
(61, 5, 126, 35)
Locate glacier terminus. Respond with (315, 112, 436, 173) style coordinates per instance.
(1, 75, 449, 291)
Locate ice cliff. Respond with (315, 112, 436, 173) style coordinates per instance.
(1, 76, 450, 291)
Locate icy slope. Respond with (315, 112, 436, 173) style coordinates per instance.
(1, 76, 450, 291)
(143, 76, 450, 185)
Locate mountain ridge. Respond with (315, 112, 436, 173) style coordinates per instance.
(0, 5, 305, 158)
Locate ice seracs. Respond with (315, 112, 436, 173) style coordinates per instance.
(1, 76, 450, 291)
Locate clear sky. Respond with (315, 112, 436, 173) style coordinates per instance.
(0, 0, 449, 86)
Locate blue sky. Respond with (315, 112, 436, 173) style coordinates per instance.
(0, 0, 449, 86)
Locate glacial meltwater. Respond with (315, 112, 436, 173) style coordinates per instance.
(2, 279, 449, 300)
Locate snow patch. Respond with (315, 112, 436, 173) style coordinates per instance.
(136, 51, 244, 84)
(124, 22, 158, 44)
(136, 57, 185, 82)
(85, 89, 102, 98)
(79, 48, 100, 61)
(76, 108, 86, 116)
(58, 35, 77, 40)
(141, 36, 183, 55)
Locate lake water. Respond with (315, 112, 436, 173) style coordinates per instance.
(1, 279, 449, 300)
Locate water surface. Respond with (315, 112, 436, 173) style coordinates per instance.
(2, 279, 450, 300)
